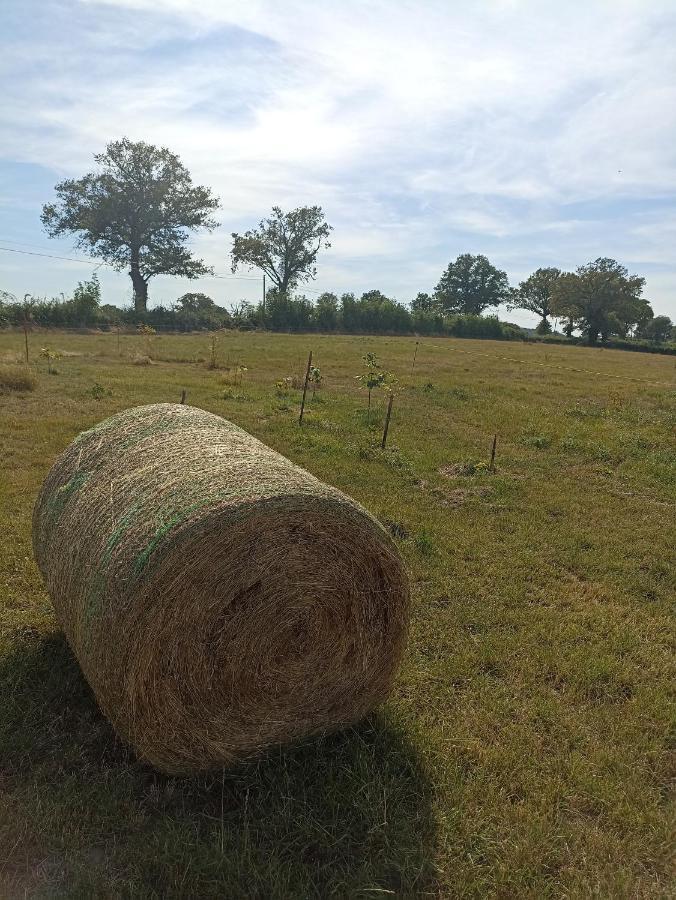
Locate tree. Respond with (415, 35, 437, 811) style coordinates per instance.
(0, 290, 15, 327)
(231, 206, 332, 297)
(340, 292, 359, 332)
(434, 254, 510, 314)
(69, 273, 101, 326)
(175, 292, 216, 313)
(509, 267, 561, 330)
(411, 291, 437, 313)
(562, 316, 576, 338)
(358, 290, 410, 333)
(608, 296, 653, 338)
(41, 138, 220, 313)
(355, 352, 394, 423)
(230, 301, 258, 330)
(314, 292, 339, 331)
(552, 258, 646, 344)
(410, 291, 444, 334)
(309, 365, 323, 398)
(99, 303, 123, 324)
(640, 314, 673, 343)
(174, 292, 230, 331)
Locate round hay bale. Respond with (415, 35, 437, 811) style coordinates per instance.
(33, 403, 410, 774)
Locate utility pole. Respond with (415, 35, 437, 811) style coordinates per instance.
(262, 274, 266, 326)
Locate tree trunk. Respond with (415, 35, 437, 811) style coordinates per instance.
(130, 251, 148, 314)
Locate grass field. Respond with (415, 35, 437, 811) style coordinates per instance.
(1, 329, 674, 898)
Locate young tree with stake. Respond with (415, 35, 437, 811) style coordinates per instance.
(356, 353, 396, 424)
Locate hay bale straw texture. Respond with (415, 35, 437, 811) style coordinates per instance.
(33, 404, 410, 775)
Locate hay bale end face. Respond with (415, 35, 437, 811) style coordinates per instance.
(33, 404, 410, 774)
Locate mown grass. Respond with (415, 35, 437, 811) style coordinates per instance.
(1, 330, 674, 898)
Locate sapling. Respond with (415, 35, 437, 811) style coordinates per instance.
(275, 377, 293, 397)
(356, 352, 395, 423)
(309, 365, 322, 399)
(206, 330, 227, 369)
(39, 346, 61, 375)
(137, 323, 156, 358)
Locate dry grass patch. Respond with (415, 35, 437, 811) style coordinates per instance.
(0, 363, 37, 393)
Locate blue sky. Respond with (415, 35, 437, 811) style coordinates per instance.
(1, 0, 675, 326)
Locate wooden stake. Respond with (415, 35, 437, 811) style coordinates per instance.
(117, 326, 121, 356)
(381, 392, 394, 449)
(298, 350, 313, 425)
(23, 323, 29, 364)
(490, 434, 497, 471)
(411, 340, 419, 374)
(180, 389, 187, 404)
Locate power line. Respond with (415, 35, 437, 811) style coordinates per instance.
(0, 245, 260, 283)
(0, 238, 63, 251)
(0, 244, 326, 293)
(0, 245, 101, 265)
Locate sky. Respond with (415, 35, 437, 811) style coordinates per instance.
(1, 0, 675, 327)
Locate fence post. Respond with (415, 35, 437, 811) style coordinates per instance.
(298, 350, 313, 425)
(490, 434, 497, 471)
(411, 340, 419, 374)
(381, 392, 394, 449)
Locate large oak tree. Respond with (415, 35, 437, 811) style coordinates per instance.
(41, 138, 220, 313)
(434, 253, 510, 315)
(552, 258, 648, 344)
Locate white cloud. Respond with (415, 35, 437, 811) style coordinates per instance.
(0, 0, 674, 317)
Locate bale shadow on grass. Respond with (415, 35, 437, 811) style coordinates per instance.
(0, 631, 438, 898)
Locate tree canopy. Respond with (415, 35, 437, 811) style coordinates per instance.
(173, 292, 230, 330)
(411, 292, 436, 313)
(175, 292, 216, 313)
(434, 254, 511, 314)
(70, 274, 101, 325)
(41, 138, 220, 313)
(231, 206, 332, 296)
(314, 292, 340, 331)
(552, 258, 647, 344)
(510, 267, 561, 328)
(640, 314, 673, 343)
